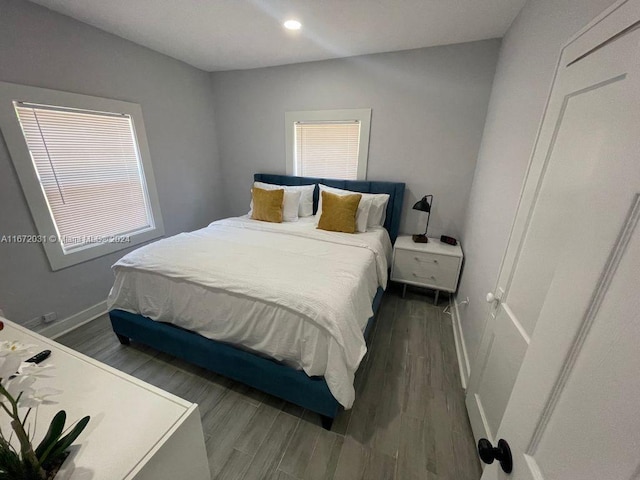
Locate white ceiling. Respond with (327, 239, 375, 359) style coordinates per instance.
(30, 0, 526, 72)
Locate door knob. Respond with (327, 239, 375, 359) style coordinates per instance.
(478, 438, 513, 473)
(486, 292, 497, 303)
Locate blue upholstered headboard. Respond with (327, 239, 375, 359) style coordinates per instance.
(254, 174, 406, 243)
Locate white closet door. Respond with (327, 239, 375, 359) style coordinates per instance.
(469, 1, 640, 478)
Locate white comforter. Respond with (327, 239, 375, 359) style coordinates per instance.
(107, 217, 391, 408)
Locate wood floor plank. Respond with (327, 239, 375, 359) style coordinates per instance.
(386, 304, 409, 379)
(98, 344, 160, 375)
(439, 312, 462, 392)
(277, 418, 321, 477)
(407, 314, 428, 359)
(241, 411, 299, 480)
(345, 395, 377, 448)
(57, 314, 111, 344)
(302, 429, 343, 480)
(446, 388, 472, 435)
(426, 316, 445, 391)
(361, 448, 396, 480)
(429, 390, 457, 478)
(73, 337, 120, 361)
(329, 409, 351, 436)
(369, 368, 404, 459)
(215, 448, 252, 480)
(205, 396, 258, 477)
(169, 374, 231, 427)
(267, 471, 298, 480)
(131, 356, 179, 387)
(396, 414, 437, 479)
(403, 354, 431, 421)
(332, 436, 369, 480)
(234, 400, 283, 455)
(452, 428, 482, 480)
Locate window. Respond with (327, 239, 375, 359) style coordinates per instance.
(285, 109, 371, 180)
(0, 82, 164, 270)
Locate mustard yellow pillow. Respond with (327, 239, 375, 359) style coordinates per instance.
(317, 191, 362, 234)
(251, 187, 284, 223)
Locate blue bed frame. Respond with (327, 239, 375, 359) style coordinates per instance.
(109, 174, 405, 428)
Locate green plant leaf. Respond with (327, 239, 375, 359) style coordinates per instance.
(0, 439, 21, 475)
(0, 438, 41, 480)
(35, 410, 66, 460)
(42, 416, 90, 469)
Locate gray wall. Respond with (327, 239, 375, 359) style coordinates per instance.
(457, 0, 617, 369)
(0, 0, 224, 326)
(210, 40, 500, 237)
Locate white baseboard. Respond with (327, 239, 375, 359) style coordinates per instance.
(37, 300, 108, 339)
(450, 295, 471, 390)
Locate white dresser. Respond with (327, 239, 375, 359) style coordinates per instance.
(0, 319, 211, 480)
(391, 235, 463, 304)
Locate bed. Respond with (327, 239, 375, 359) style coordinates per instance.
(108, 174, 405, 428)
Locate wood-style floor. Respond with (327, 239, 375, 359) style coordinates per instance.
(58, 287, 481, 480)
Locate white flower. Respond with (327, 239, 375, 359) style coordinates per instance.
(18, 386, 62, 408)
(0, 352, 22, 381)
(0, 341, 32, 356)
(3, 375, 61, 408)
(17, 362, 55, 378)
(0, 341, 35, 381)
(4, 374, 36, 399)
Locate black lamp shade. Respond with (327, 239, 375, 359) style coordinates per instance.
(412, 195, 432, 212)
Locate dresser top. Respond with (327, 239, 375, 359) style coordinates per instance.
(0, 318, 195, 480)
(394, 235, 463, 258)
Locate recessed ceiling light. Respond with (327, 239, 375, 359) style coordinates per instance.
(283, 20, 302, 31)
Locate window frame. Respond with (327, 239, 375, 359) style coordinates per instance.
(0, 81, 164, 271)
(285, 108, 372, 180)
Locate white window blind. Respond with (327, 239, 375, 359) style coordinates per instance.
(294, 121, 361, 180)
(14, 102, 153, 252)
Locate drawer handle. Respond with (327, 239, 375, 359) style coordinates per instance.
(413, 256, 439, 264)
(413, 273, 437, 281)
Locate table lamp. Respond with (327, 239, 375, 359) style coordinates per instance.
(412, 194, 432, 243)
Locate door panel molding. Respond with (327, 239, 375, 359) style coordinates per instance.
(563, 0, 639, 67)
(472, 307, 529, 439)
(523, 454, 545, 480)
(566, 19, 640, 67)
(468, 332, 497, 441)
(474, 392, 493, 443)
(501, 304, 530, 345)
(502, 74, 627, 296)
(527, 194, 640, 455)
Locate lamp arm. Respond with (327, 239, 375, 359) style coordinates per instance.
(424, 211, 430, 237)
(424, 195, 433, 237)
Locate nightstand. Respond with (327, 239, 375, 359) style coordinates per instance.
(391, 235, 463, 304)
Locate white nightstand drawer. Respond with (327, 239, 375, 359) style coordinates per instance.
(392, 249, 459, 290)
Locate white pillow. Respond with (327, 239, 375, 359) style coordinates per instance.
(367, 193, 390, 228)
(316, 184, 373, 233)
(251, 181, 314, 217)
(248, 185, 302, 222)
(282, 190, 301, 222)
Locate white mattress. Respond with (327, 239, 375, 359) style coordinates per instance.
(107, 216, 392, 408)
